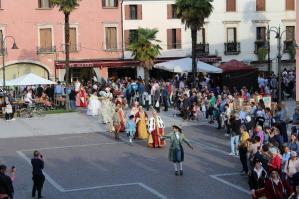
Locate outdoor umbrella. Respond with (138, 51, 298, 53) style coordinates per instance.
(154, 57, 223, 73)
(8, 73, 56, 86)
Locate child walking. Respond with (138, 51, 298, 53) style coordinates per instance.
(125, 115, 136, 145)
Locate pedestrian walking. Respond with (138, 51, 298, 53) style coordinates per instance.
(162, 125, 193, 176)
(31, 151, 45, 199)
(112, 108, 121, 140)
(0, 165, 14, 199)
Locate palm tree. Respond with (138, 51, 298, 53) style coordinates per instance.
(51, 0, 81, 84)
(128, 28, 161, 85)
(176, 0, 213, 86)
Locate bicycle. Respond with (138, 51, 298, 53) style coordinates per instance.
(19, 103, 46, 118)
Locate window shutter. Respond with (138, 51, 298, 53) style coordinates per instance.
(286, 0, 295, 10)
(46, 29, 52, 49)
(176, 29, 181, 49)
(137, 5, 142, 20)
(69, 28, 77, 52)
(226, 0, 236, 12)
(286, 26, 295, 41)
(167, 4, 172, 19)
(111, 27, 117, 49)
(114, 0, 118, 7)
(256, 0, 265, 11)
(38, 0, 41, 8)
(0, 30, 3, 50)
(124, 30, 130, 49)
(167, 29, 172, 49)
(40, 29, 47, 48)
(102, 0, 106, 7)
(125, 5, 130, 20)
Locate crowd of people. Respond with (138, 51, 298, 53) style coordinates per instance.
(0, 68, 298, 198)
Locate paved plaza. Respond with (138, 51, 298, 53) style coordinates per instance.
(0, 110, 258, 199)
(0, 101, 296, 199)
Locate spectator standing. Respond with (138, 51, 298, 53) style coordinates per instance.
(0, 165, 14, 199)
(31, 151, 45, 199)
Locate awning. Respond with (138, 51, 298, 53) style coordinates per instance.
(154, 58, 223, 73)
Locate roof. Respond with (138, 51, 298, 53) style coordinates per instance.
(218, 59, 256, 73)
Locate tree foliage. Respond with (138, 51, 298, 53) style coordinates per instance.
(51, 0, 81, 14)
(175, 0, 213, 31)
(128, 28, 161, 70)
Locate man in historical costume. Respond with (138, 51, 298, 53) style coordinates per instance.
(135, 106, 149, 140)
(148, 109, 165, 148)
(162, 125, 193, 176)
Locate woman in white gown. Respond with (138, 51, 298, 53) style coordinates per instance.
(87, 91, 101, 116)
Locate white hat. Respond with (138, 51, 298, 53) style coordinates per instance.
(291, 151, 297, 157)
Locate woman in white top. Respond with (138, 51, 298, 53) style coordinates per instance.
(284, 151, 299, 179)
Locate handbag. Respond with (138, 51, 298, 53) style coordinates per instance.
(155, 100, 160, 108)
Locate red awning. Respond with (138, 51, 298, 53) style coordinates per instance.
(55, 60, 140, 69)
(218, 59, 256, 73)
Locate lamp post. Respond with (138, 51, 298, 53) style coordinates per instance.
(267, 25, 286, 103)
(1, 36, 18, 94)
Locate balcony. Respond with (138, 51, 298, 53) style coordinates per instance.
(254, 40, 267, 54)
(195, 43, 209, 56)
(283, 40, 295, 53)
(224, 42, 240, 55)
(37, 46, 56, 54)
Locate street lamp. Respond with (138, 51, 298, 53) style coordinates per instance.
(267, 25, 286, 103)
(1, 36, 18, 94)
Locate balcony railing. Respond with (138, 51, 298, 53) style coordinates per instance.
(195, 43, 209, 56)
(283, 40, 295, 53)
(37, 46, 56, 54)
(224, 42, 240, 55)
(254, 40, 267, 54)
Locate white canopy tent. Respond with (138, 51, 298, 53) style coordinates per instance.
(154, 57, 223, 73)
(0, 80, 13, 86)
(8, 73, 56, 86)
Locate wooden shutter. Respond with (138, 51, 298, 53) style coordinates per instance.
(286, 0, 295, 10)
(102, 0, 106, 7)
(167, 4, 172, 19)
(137, 5, 142, 20)
(38, 0, 41, 8)
(114, 0, 118, 7)
(124, 30, 130, 49)
(125, 5, 130, 20)
(106, 27, 117, 49)
(0, 30, 3, 50)
(226, 0, 236, 12)
(167, 29, 172, 49)
(256, 0, 265, 11)
(69, 28, 77, 52)
(40, 28, 52, 49)
(176, 29, 181, 49)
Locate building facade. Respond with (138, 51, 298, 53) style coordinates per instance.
(0, 0, 122, 81)
(123, 0, 296, 74)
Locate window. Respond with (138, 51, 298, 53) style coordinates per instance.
(227, 28, 237, 43)
(256, 0, 265, 11)
(167, 29, 181, 49)
(256, 27, 266, 41)
(286, 0, 295, 10)
(39, 28, 53, 53)
(197, 28, 206, 44)
(167, 4, 178, 19)
(130, 5, 137, 19)
(125, 5, 142, 20)
(226, 0, 236, 12)
(69, 28, 77, 52)
(102, 0, 118, 8)
(38, 0, 52, 8)
(286, 26, 295, 41)
(105, 27, 117, 50)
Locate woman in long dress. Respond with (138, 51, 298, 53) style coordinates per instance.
(148, 109, 165, 148)
(87, 90, 100, 116)
(135, 106, 148, 140)
(116, 102, 126, 132)
(99, 91, 110, 124)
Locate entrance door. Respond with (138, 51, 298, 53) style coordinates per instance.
(69, 68, 96, 83)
